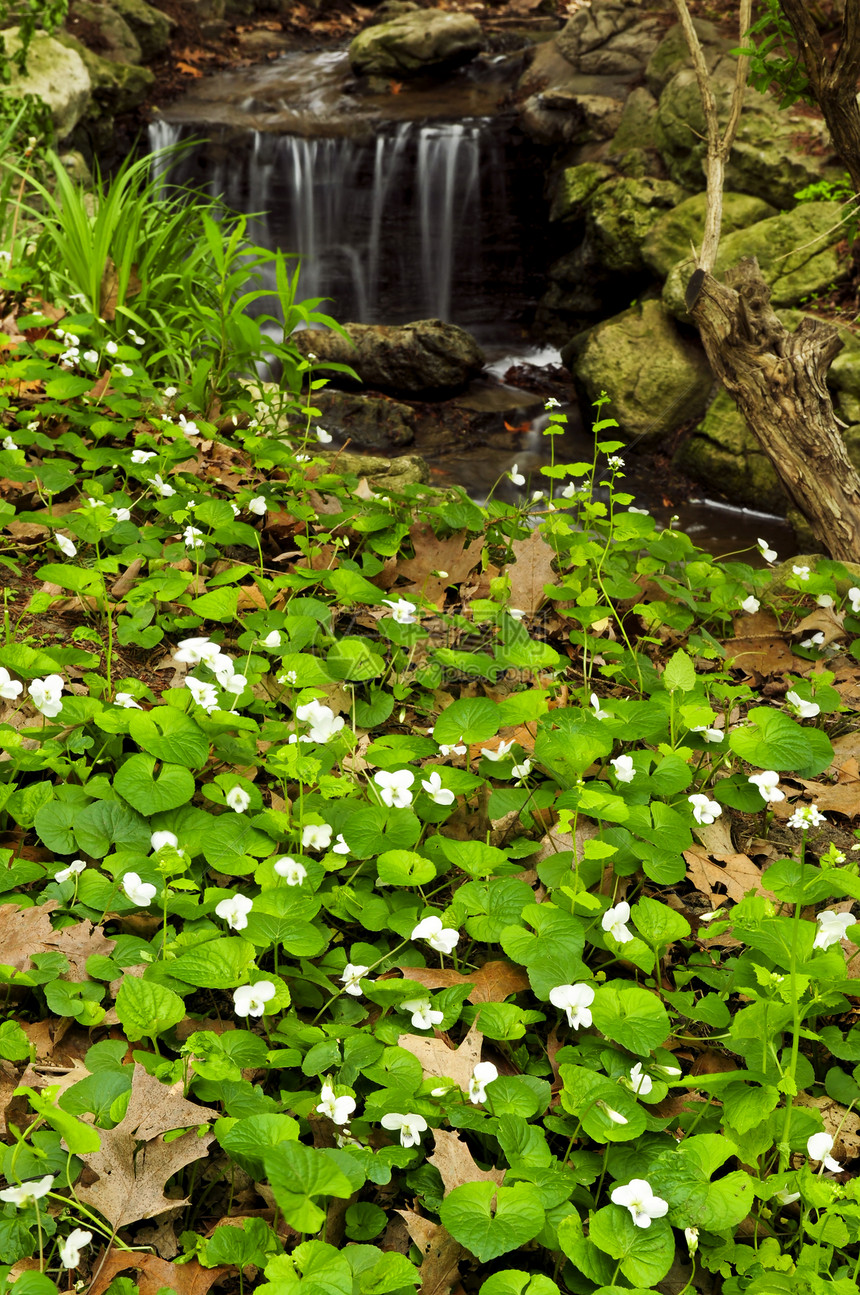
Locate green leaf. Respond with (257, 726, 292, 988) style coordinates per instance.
(215, 1113, 300, 1179)
(0, 1020, 31, 1061)
(590, 982, 670, 1056)
(34, 802, 77, 855)
(434, 697, 499, 745)
(662, 648, 696, 693)
(558, 1066, 646, 1142)
(480, 1273, 560, 1295)
(439, 1181, 545, 1262)
(129, 707, 210, 768)
(632, 896, 691, 947)
(376, 850, 435, 886)
(170, 938, 256, 989)
(189, 588, 239, 620)
(114, 755, 195, 814)
(588, 1206, 674, 1287)
(115, 978, 186, 1042)
(73, 800, 151, 859)
(345, 1203, 388, 1242)
(263, 1142, 356, 1233)
(729, 707, 833, 776)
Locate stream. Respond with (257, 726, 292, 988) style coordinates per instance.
(150, 45, 794, 559)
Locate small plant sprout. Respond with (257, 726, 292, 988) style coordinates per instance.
(420, 771, 455, 805)
(469, 1062, 499, 1105)
(509, 463, 526, 485)
(381, 598, 418, 624)
(233, 981, 276, 1017)
(373, 769, 415, 808)
(59, 1228, 93, 1268)
(787, 804, 826, 830)
(317, 1081, 356, 1124)
(340, 964, 371, 996)
(748, 770, 785, 803)
(688, 793, 722, 825)
(401, 998, 444, 1030)
(215, 893, 253, 931)
(602, 901, 633, 944)
(302, 822, 333, 850)
(807, 1132, 842, 1173)
(757, 538, 778, 563)
(381, 1112, 428, 1148)
(122, 872, 157, 906)
(610, 754, 635, 783)
(813, 910, 856, 950)
(274, 857, 307, 885)
(610, 1179, 669, 1228)
(549, 983, 595, 1029)
(411, 915, 460, 955)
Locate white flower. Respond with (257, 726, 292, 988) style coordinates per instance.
(509, 463, 525, 485)
(748, 770, 784, 804)
(610, 754, 635, 783)
(163, 386, 177, 399)
(225, 785, 251, 813)
(185, 676, 219, 712)
(774, 1188, 801, 1206)
(178, 413, 198, 435)
(274, 856, 307, 885)
(105, 340, 118, 355)
(480, 739, 515, 762)
(590, 693, 610, 720)
(628, 506, 649, 515)
(549, 983, 594, 1030)
(0, 667, 22, 700)
(55, 859, 87, 884)
(29, 674, 64, 718)
(813, 909, 855, 950)
(691, 725, 723, 743)
(59, 1227, 92, 1268)
(685, 1227, 699, 1257)
(786, 690, 820, 719)
(848, 587, 860, 614)
(598, 1102, 629, 1125)
(800, 632, 825, 649)
(420, 771, 455, 805)
(787, 803, 826, 830)
(741, 595, 760, 614)
(115, 363, 134, 378)
(151, 830, 178, 852)
(317, 1080, 355, 1124)
(469, 1061, 499, 1105)
(131, 449, 156, 464)
(296, 698, 345, 743)
(602, 901, 633, 944)
(111, 506, 131, 522)
(2, 435, 18, 450)
(380, 1112, 427, 1148)
(373, 768, 415, 808)
(82, 351, 98, 367)
(279, 670, 298, 686)
(248, 495, 268, 515)
(0, 1175, 55, 1206)
(508, 608, 525, 621)
(656, 1062, 682, 1079)
(122, 871, 157, 906)
(382, 598, 418, 625)
(611, 1179, 669, 1228)
(215, 893, 253, 931)
(807, 1132, 842, 1173)
(688, 793, 722, 826)
(626, 1062, 653, 1096)
(209, 652, 236, 686)
(792, 565, 810, 581)
(332, 833, 350, 855)
(183, 525, 205, 550)
(128, 329, 145, 346)
(545, 397, 561, 409)
(439, 739, 467, 757)
(560, 483, 579, 499)
(302, 822, 333, 851)
(402, 998, 444, 1030)
(607, 455, 625, 470)
(511, 760, 532, 781)
(151, 473, 175, 497)
(316, 427, 333, 444)
(411, 915, 459, 955)
(111, 692, 141, 712)
(757, 538, 778, 563)
(261, 630, 281, 648)
(233, 981, 276, 1017)
(340, 963, 371, 996)
(817, 594, 834, 608)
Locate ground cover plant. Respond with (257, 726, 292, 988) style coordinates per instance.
(2, 146, 860, 1295)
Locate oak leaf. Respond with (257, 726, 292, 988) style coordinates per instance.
(506, 528, 558, 614)
(2, 901, 59, 972)
(398, 1021, 483, 1091)
(88, 1250, 230, 1295)
(427, 1128, 505, 1193)
(396, 1210, 463, 1295)
(395, 960, 528, 1003)
(683, 844, 777, 906)
(395, 525, 484, 607)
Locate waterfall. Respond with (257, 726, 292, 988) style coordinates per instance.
(148, 118, 531, 340)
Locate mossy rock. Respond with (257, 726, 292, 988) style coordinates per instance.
(674, 390, 786, 513)
(111, 0, 172, 60)
(645, 18, 730, 96)
(608, 85, 658, 154)
(70, 0, 142, 64)
(549, 162, 612, 223)
(56, 33, 154, 117)
(571, 299, 712, 446)
(663, 203, 850, 319)
(642, 191, 777, 279)
(587, 175, 689, 273)
(348, 10, 483, 77)
(0, 29, 91, 139)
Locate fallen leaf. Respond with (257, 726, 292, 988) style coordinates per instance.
(76, 1064, 218, 1227)
(793, 1092, 860, 1162)
(88, 1251, 230, 1295)
(396, 525, 484, 607)
(45, 919, 116, 983)
(398, 1021, 483, 1091)
(683, 845, 777, 906)
(396, 1210, 463, 1295)
(427, 1128, 505, 1192)
(394, 961, 528, 1004)
(505, 529, 558, 614)
(2, 901, 59, 971)
(793, 607, 846, 647)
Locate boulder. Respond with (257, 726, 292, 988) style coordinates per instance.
(62, 36, 155, 117)
(673, 390, 787, 513)
(645, 18, 730, 96)
(549, 162, 613, 223)
(314, 390, 416, 449)
(663, 202, 850, 319)
(642, 191, 777, 278)
(66, 1, 142, 64)
(655, 68, 838, 206)
(0, 29, 91, 140)
(608, 85, 659, 154)
(367, 1, 421, 26)
(317, 449, 430, 489)
(111, 0, 173, 60)
(520, 90, 624, 148)
(568, 299, 712, 446)
(587, 175, 689, 273)
(348, 9, 483, 78)
(556, 0, 666, 79)
(291, 321, 486, 394)
(537, 240, 631, 342)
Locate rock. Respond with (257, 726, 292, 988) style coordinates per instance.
(348, 9, 483, 78)
(673, 390, 787, 513)
(556, 0, 666, 79)
(655, 68, 839, 206)
(569, 299, 712, 446)
(645, 18, 730, 96)
(292, 321, 486, 394)
(537, 239, 632, 342)
(587, 175, 689, 273)
(314, 390, 416, 449)
(642, 190, 777, 278)
(111, 0, 173, 60)
(318, 449, 430, 488)
(367, 1, 421, 25)
(56, 34, 154, 117)
(608, 84, 659, 154)
(0, 29, 91, 140)
(663, 202, 850, 319)
(67, 1, 142, 64)
(59, 151, 94, 186)
(520, 90, 623, 147)
(549, 161, 612, 223)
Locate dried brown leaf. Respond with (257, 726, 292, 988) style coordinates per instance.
(45, 920, 116, 983)
(398, 1021, 483, 1091)
(506, 529, 557, 614)
(396, 525, 484, 606)
(396, 1211, 463, 1295)
(395, 961, 528, 1004)
(683, 845, 777, 906)
(89, 1251, 230, 1295)
(426, 1128, 505, 1193)
(1, 901, 59, 971)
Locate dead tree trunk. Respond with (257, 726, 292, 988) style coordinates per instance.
(686, 260, 860, 561)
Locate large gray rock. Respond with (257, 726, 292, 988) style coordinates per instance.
(556, 0, 666, 79)
(608, 85, 659, 155)
(642, 190, 777, 278)
(587, 175, 689, 273)
(520, 90, 624, 148)
(348, 9, 483, 78)
(569, 299, 712, 446)
(663, 202, 851, 318)
(655, 68, 838, 206)
(111, 0, 172, 60)
(314, 390, 416, 449)
(0, 29, 91, 139)
(67, 1, 142, 64)
(292, 320, 486, 394)
(645, 18, 731, 96)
